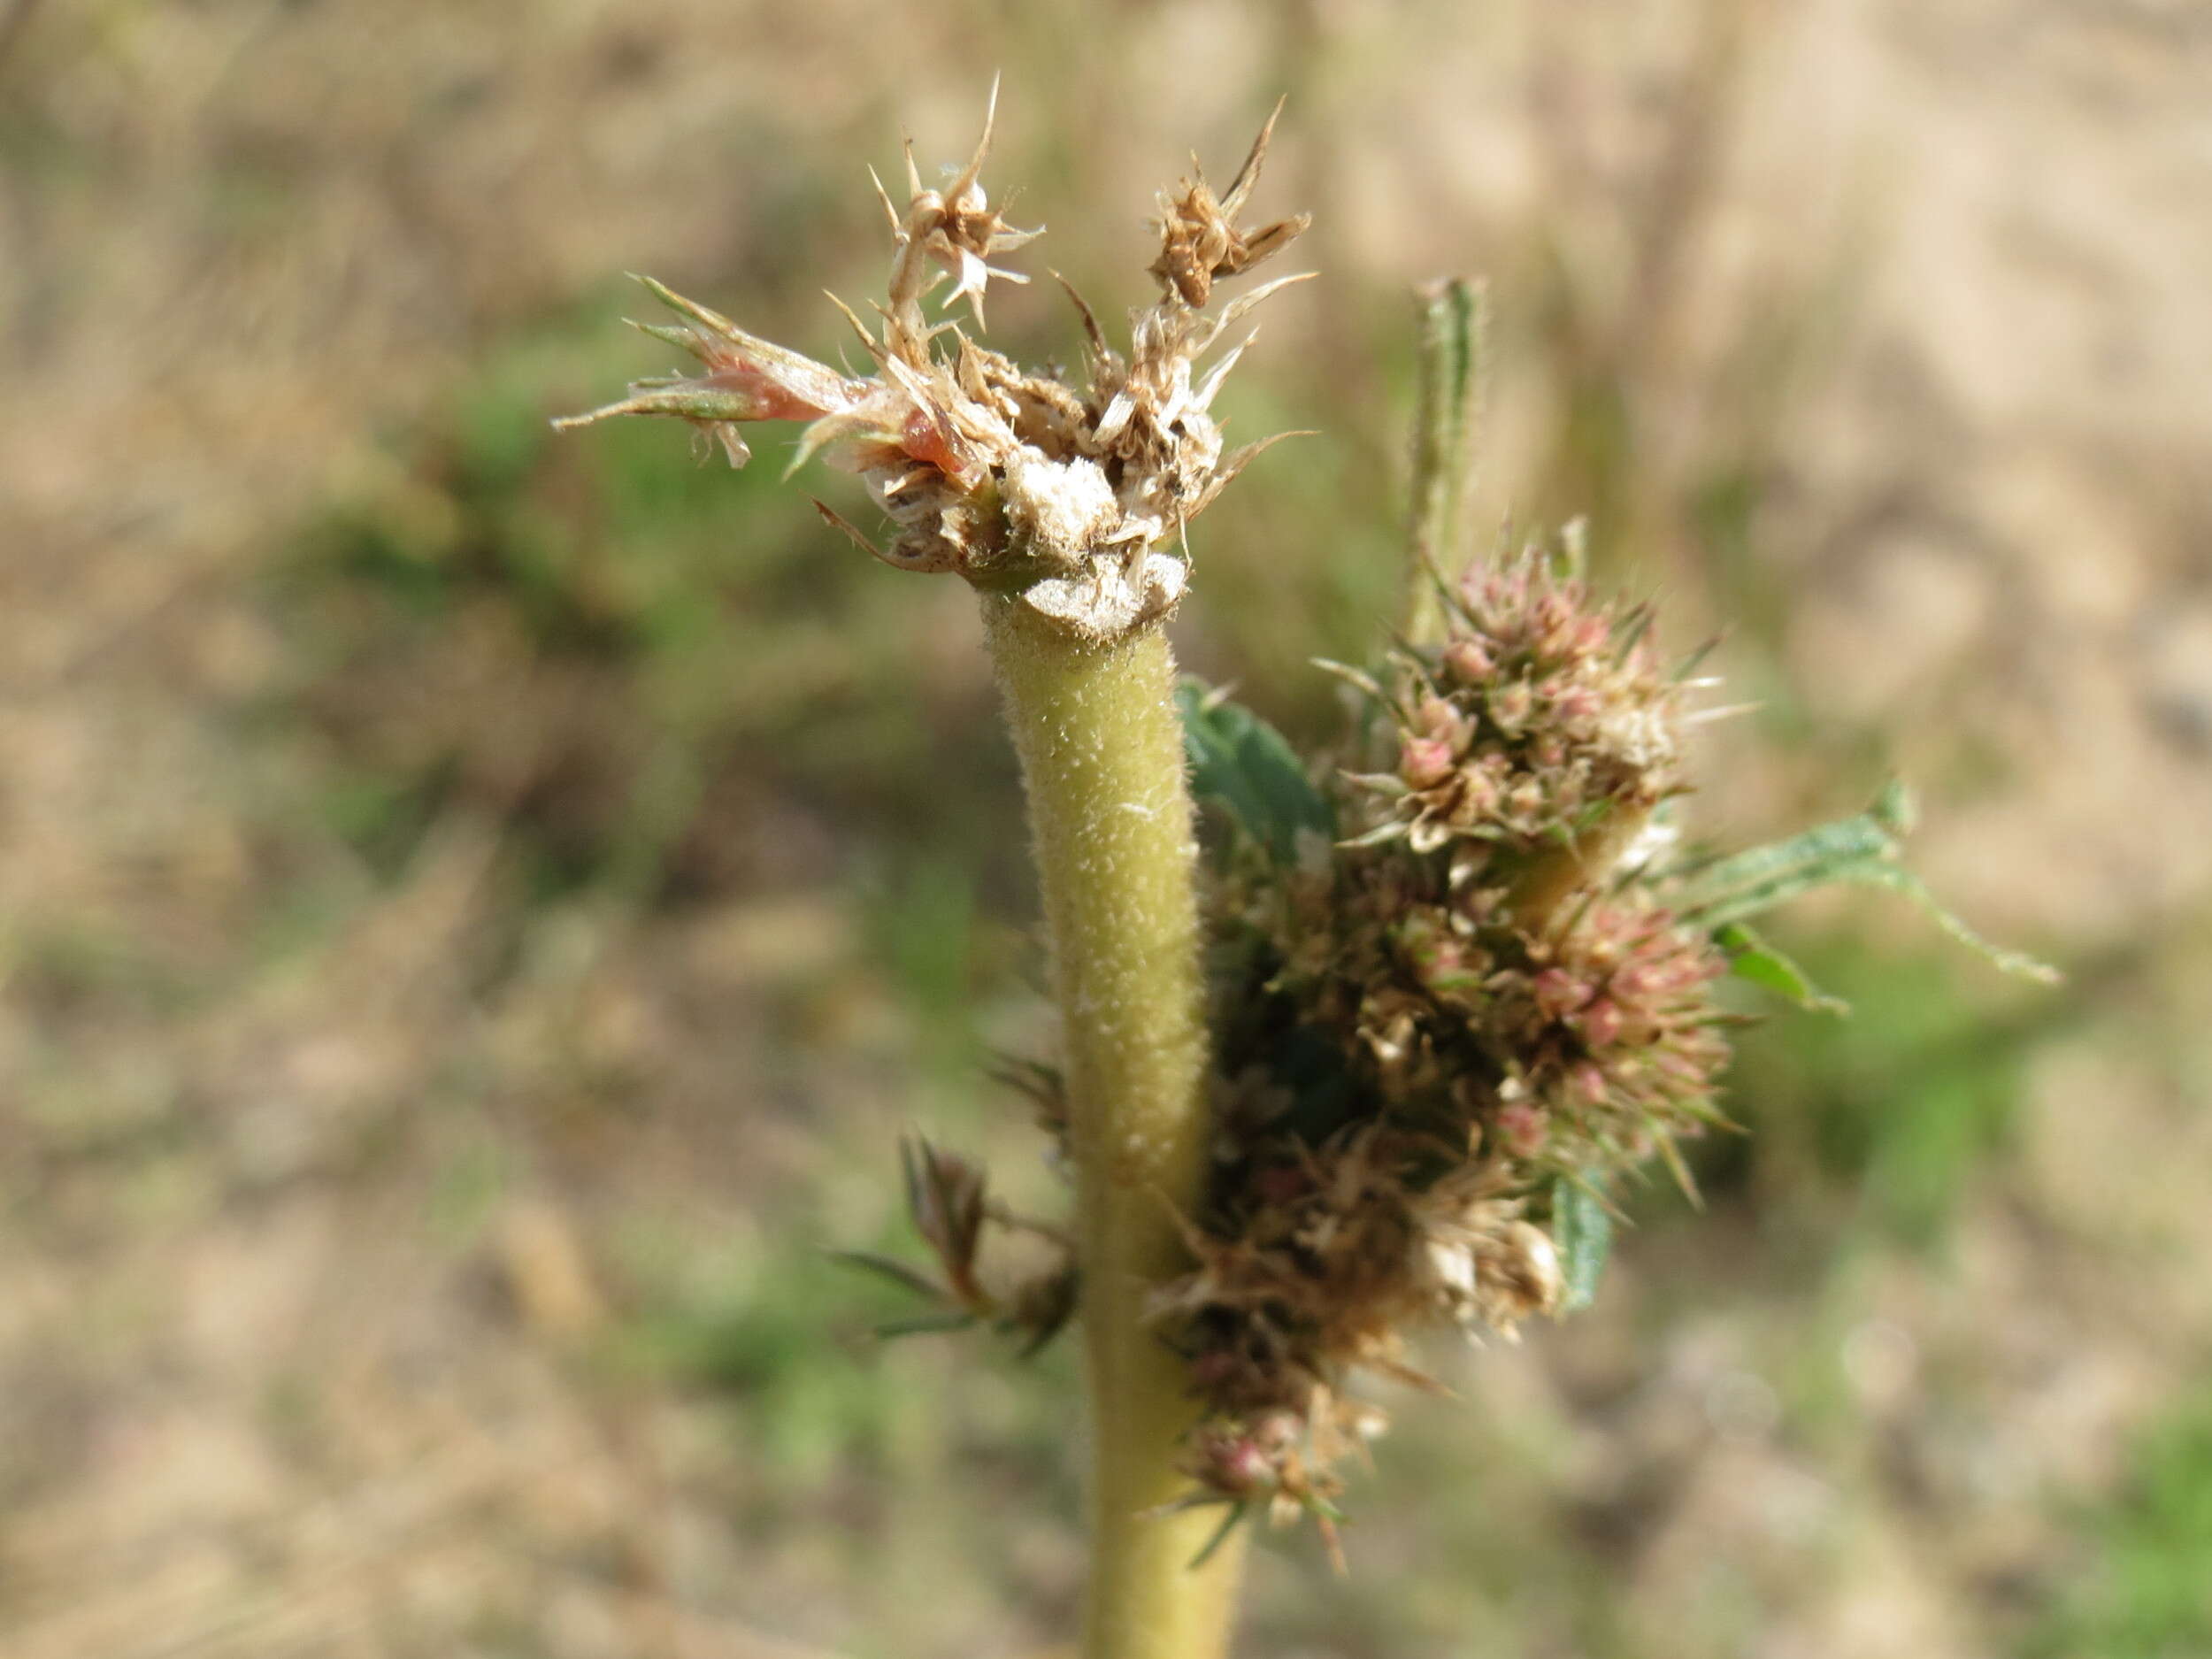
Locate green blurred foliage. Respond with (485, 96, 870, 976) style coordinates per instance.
(1716, 935, 2039, 1245)
(2032, 1386, 2212, 1659)
(262, 295, 1023, 920)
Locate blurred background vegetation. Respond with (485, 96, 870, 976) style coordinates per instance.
(4, 2, 2210, 1655)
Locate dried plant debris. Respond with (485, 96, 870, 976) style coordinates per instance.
(833, 1135, 1076, 1354)
(558, 85, 1310, 643)
(1148, 100, 1313, 308)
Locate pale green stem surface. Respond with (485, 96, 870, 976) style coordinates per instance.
(983, 596, 1246, 1659)
(1405, 276, 1486, 641)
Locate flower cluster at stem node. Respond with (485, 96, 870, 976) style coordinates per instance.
(1152, 541, 1733, 1532)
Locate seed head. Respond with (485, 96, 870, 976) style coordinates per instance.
(1154, 545, 1732, 1532)
(557, 88, 1311, 643)
(1148, 99, 1313, 307)
(1345, 538, 1686, 876)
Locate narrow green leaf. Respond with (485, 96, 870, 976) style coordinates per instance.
(1845, 862, 2062, 985)
(1302, 1491, 1348, 1524)
(1652, 1126, 1702, 1210)
(1671, 636, 1723, 684)
(1552, 1174, 1614, 1315)
(1337, 818, 1411, 849)
(1337, 769, 1410, 798)
(1676, 783, 2059, 985)
(1610, 599, 1655, 662)
(1406, 277, 1486, 638)
(632, 271, 745, 337)
(1674, 792, 1903, 918)
(1186, 1502, 1249, 1571)
(1715, 921, 1848, 1013)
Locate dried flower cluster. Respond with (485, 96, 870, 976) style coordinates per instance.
(835, 1135, 1078, 1354)
(556, 89, 1310, 643)
(1156, 543, 1733, 1542)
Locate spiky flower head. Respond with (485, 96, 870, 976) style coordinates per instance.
(556, 87, 1310, 643)
(1152, 538, 1733, 1529)
(1346, 534, 1684, 893)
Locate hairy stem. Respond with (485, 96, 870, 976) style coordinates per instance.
(983, 595, 1245, 1659)
(1405, 276, 1486, 641)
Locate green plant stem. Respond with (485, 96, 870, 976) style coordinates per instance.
(1405, 276, 1486, 641)
(983, 595, 1246, 1659)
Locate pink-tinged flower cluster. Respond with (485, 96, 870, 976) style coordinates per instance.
(557, 90, 1310, 643)
(1347, 542, 1684, 894)
(1480, 902, 1731, 1161)
(1151, 542, 1731, 1527)
(553, 277, 871, 472)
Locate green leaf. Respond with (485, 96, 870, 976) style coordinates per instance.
(1844, 862, 2062, 985)
(1715, 922, 1849, 1013)
(1177, 680, 1333, 864)
(1673, 800, 1900, 919)
(1187, 1501, 1249, 1571)
(1552, 1174, 1614, 1315)
(1676, 783, 2059, 984)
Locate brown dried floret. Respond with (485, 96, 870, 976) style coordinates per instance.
(836, 1135, 1077, 1355)
(559, 89, 1311, 645)
(877, 81, 1042, 345)
(1148, 100, 1313, 307)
